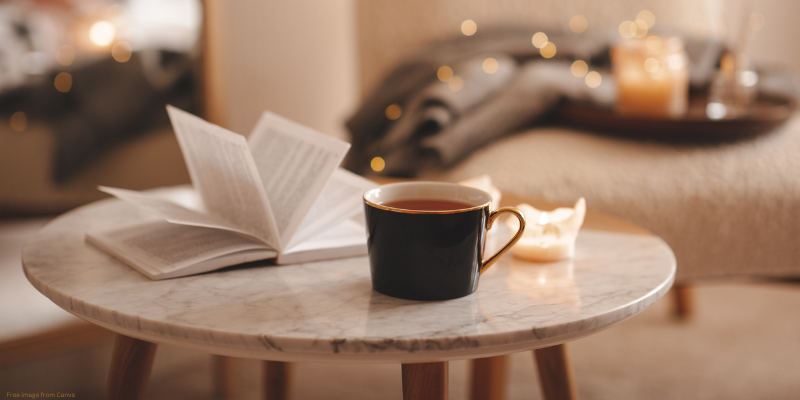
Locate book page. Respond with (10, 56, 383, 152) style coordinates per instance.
(167, 106, 279, 248)
(278, 218, 367, 265)
(247, 111, 350, 246)
(86, 220, 277, 280)
(99, 186, 267, 242)
(287, 168, 377, 249)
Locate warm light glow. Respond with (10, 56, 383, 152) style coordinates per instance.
(637, 10, 655, 28)
(569, 15, 588, 33)
(461, 20, 477, 36)
(741, 70, 759, 87)
(633, 20, 648, 38)
(448, 76, 464, 91)
(10, 111, 26, 132)
(706, 102, 727, 120)
(750, 13, 765, 31)
(89, 21, 116, 46)
(532, 32, 548, 48)
(56, 45, 75, 66)
(540, 42, 557, 59)
(54, 72, 72, 93)
(385, 104, 402, 120)
(370, 157, 386, 172)
(619, 21, 634, 38)
(437, 66, 454, 82)
(571, 60, 588, 77)
(585, 71, 601, 88)
(112, 41, 132, 62)
(538, 212, 548, 225)
(482, 58, 499, 74)
(644, 57, 660, 73)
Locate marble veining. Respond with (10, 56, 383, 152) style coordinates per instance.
(22, 194, 675, 363)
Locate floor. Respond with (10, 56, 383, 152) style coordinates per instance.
(3, 218, 800, 399)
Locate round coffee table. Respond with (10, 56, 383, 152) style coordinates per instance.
(22, 192, 674, 400)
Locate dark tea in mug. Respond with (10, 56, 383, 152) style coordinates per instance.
(363, 182, 525, 301)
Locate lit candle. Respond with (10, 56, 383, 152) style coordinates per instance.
(505, 198, 585, 262)
(611, 36, 688, 118)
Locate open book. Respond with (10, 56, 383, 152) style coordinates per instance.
(86, 106, 377, 280)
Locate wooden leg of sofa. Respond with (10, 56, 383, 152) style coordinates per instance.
(470, 355, 507, 400)
(212, 355, 239, 399)
(402, 362, 449, 400)
(105, 334, 157, 400)
(263, 361, 291, 400)
(533, 344, 577, 400)
(672, 283, 694, 320)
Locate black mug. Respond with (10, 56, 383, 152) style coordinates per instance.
(363, 182, 526, 301)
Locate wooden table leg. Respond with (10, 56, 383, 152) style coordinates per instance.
(105, 334, 157, 400)
(213, 355, 239, 399)
(533, 344, 578, 400)
(402, 361, 448, 400)
(263, 361, 291, 400)
(672, 283, 694, 320)
(470, 355, 507, 400)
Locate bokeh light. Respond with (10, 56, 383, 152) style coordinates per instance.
(619, 21, 634, 38)
(532, 32, 548, 48)
(89, 21, 115, 47)
(585, 71, 601, 88)
(569, 15, 588, 33)
(633, 19, 648, 38)
(448, 76, 464, 91)
(385, 104, 402, 120)
(571, 60, 588, 77)
(112, 41, 132, 62)
(370, 157, 386, 172)
(56, 45, 74, 66)
(461, 20, 477, 36)
(540, 42, 557, 59)
(437, 66, 454, 82)
(637, 10, 656, 28)
(482, 58, 499, 74)
(10, 111, 27, 132)
(644, 57, 660, 73)
(54, 72, 72, 93)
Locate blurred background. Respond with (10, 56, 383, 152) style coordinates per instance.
(1, 0, 799, 399)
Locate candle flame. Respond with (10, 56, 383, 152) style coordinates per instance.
(539, 212, 549, 225)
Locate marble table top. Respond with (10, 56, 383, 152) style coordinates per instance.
(22, 194, 674, 363)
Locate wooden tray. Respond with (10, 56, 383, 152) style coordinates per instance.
(553, 95, 795, 143)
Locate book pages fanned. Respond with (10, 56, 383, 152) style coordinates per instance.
(87, 106, 376, 280)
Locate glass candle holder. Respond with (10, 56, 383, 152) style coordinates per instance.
(611, 36, 689, 118)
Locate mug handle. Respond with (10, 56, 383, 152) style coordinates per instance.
(479, 207, 526, 275)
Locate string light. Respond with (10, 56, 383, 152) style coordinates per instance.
(569, 15, 588, 33)
(540, 42, 557, 58)
(532, 32, 548, 48)
(571, 60, 588, 77)
(112, 42, 132, 62)
(10, 111, 26, 132)
(437, 66, 454, 82)
(482, 58, 499, 74)
(448, 76, 464, 91)
(385, 104, 402, 120)
(56, 45, 74, 66)
(89, 21, 115, 47)
(636, 10, 656, 28)
(461, 20, 477, 36)
(54, 72, 72, 93)
(370, 157, 386, 172)
(585, 71, 602, 88)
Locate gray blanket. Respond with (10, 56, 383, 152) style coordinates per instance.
(344, 29, 727, 176)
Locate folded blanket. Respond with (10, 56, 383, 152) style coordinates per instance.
(344, 28, 736, 177)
